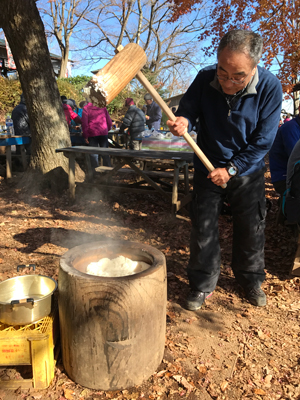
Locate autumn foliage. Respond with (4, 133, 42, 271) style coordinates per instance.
(169, 0, 300, 97)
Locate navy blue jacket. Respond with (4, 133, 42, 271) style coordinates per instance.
(287, 138, 300, 187)
(11, 100, 31, 136)
(120, 105, 146, 139)
(145, 101, 162, 131)
(269, 116, 300, 183)
(176, 65, 282, 176)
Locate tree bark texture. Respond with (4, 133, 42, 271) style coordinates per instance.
(59, 240, 167, 390)
(0, 0, 71, 174)
(58, 48, 69, 79)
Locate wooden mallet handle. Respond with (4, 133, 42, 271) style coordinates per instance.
(136, 71, 227, 189)
(114, 45, 226, 189)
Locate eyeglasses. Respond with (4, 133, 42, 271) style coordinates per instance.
(216, 71, 251, 85)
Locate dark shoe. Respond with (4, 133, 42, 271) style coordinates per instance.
(246, 287, 267, 307)
(185, 291, 213, 311)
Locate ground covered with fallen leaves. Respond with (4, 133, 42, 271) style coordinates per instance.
(0, 163, 299, 400)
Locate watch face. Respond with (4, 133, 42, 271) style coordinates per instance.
(228, 166, 237, 176)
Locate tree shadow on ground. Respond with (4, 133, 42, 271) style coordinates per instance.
(13, 227, 110, 254)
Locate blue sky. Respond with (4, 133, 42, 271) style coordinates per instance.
(68, 49, 294, 115)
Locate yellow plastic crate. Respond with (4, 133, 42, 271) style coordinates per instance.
(0, 308, 58, 389)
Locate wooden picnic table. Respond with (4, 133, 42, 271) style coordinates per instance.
(0, 135, 31, 179)
(108, 129, 129, 148)
(71, 131, 125, 148)
(56, 146, 194, 214)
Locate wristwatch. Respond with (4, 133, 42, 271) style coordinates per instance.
(226, 162, 238, 177)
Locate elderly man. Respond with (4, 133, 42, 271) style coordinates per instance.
(144, 93, 162, 131)
(167, 30, 282, 310)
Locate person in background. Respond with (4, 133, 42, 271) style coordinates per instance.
(70, 99, 87, 119)
(119, 98, 146, 150)
(167, 29, 282, 310)
(284, 113, 292, 123)
(78, 100, 88, 118)
(269, 105, 300, 224)
(61, 96, 81, 128)
(142, 105, 147, 115)
(68, 99, 86, 134)
(81, 102, 112, 169)
(171, 106, 177, 114)
(11, 93, 31, 155)
(144, 93, 162, 131)
(285, 138, 300, 224)
(69, 99, 76, 110)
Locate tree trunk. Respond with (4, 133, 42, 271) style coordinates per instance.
(58, 45, 69, 78)
(0, 0, 73, 189)
(293, 91, 299, 115)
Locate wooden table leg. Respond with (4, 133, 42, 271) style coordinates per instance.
(172, 161, 180, 214)
(6, 146, 12, 179)
(128, 160, 170, 198)
(84, 153, 93, 181)
(20, 145, 27, 170)
(183, 162, 189, 195)
(69, 154, 76, 201)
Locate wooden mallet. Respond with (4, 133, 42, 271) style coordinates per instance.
(83, 43, 226, 188)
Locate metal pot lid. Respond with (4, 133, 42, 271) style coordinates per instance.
(0, 275, 57, 305)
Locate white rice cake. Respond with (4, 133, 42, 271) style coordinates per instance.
(86, 255, 150, 277)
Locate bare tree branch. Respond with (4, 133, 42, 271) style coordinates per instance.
(39, 0, 100, 77)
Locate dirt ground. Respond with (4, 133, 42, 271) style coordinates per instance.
(0, 162, 299, 400)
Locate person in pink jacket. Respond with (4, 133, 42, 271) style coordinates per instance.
(81, 102, 112, 168)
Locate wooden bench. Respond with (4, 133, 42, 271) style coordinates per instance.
(56, 146, 194, 214)
(0, 135, 31, 179)
(95, 166, 194, 181)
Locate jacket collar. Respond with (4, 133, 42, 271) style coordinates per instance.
(210, 65, 259, 97)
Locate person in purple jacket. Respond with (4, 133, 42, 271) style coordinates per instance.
(81, 103, 112, 168)
(167, 30, 282, 310)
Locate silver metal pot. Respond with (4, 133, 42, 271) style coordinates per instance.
(0, 275, 57, 325)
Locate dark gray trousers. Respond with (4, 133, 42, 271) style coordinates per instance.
(129, 139, 142, 150)
(188, 168, 266, 293)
